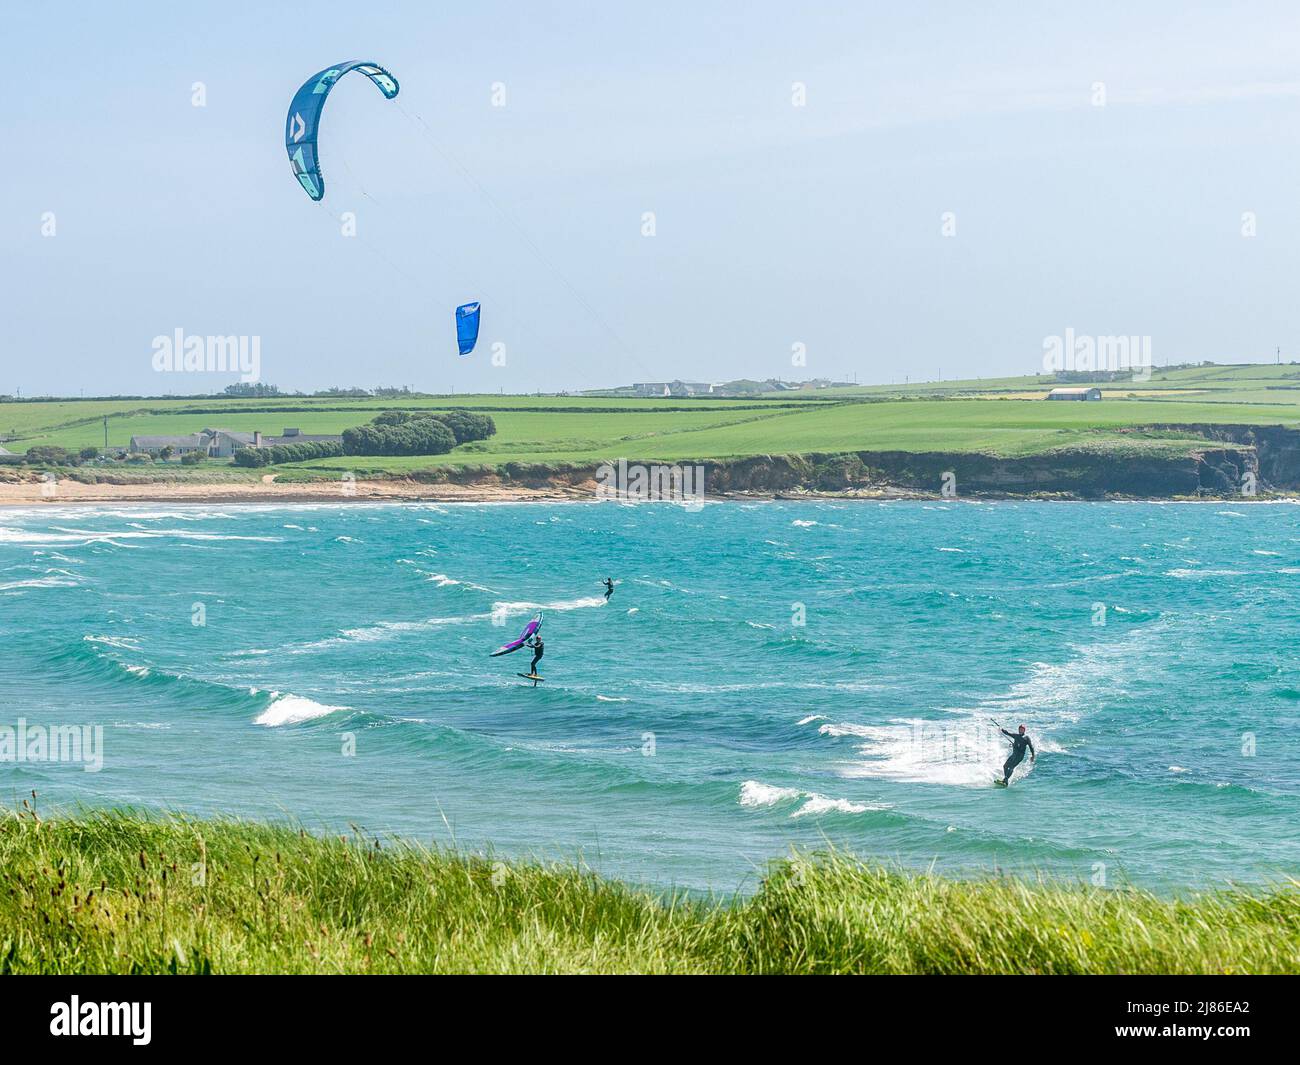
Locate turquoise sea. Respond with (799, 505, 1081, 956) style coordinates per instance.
(1, 500, 1297, 893)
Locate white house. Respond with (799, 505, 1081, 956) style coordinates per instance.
(127, 433, 212, 456)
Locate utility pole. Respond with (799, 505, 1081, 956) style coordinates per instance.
(104, 416, 108, 449)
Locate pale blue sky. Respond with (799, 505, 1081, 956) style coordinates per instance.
(4, 1, 1300, 395)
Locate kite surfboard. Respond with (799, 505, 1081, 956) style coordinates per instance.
(517, 673, 544, 686)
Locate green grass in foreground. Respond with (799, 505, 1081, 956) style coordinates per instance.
(1, 810, 1295, 974)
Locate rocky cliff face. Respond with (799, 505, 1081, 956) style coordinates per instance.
(696, 447, 1257, 499)
(1130, 424, 1300, 490)
(662, 423, 1300, 498)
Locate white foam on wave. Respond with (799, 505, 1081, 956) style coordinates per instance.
(492, 596, 606, 614)
(642, 681, 758, 694)
(255, 693, 347, 727)
(337, 620, 431, 642)
(0, 574, 80, 591)
(52, 509, 237, 522)
(828, 719, 1015, 787)
(85, 634, 142, 650)
(739, 780, 802, 807)
(827, 632, 1158, 787)
(0, 526, 282, 546)
(283, 596, 594, 655)
(1164, 568, 1246, 579)
(792, 795, 875, 818)
(58, 526, 279, 543)
(301, 613, 484, 652)
(738, 780, 884, 818)
(395, 559, 494, 592)
(423, 571, 494, 593)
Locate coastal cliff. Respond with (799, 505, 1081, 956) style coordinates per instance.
(463, 429, 1277, 500)
(697, 445, 1257, 499)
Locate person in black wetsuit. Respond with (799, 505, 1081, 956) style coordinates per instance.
(1000, 724, 1035, 785)
(603, 577, 614, 601)
(526, 634, 544, 677)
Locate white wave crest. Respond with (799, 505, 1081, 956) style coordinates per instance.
(738, 780, 883, 818)
(255, 693, 347, 727)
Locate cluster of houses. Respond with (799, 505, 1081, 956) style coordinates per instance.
(612, 378, 847, 398)
(628, 381, 719, 397)
(126, 427, 343, 459)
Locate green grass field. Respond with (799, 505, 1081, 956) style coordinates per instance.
(1, 810, 1294, 974)
(7, 363, 1300, 476)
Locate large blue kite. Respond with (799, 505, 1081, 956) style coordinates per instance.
(456, 302, 481, 356)
(285, 61, 399, 201)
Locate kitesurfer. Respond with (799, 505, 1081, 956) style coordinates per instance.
(526, 634, 544, 677)
(999, 725, 1035, 785)
(603, 577, 614, 601)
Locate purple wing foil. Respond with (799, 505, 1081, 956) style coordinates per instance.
(489, 614, 542, 657)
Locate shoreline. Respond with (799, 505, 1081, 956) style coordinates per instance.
(0, 477, 1289, 506)
(0, 478, 594, 507)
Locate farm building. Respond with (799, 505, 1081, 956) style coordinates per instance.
(1046, 387, 1102, 401)
(129, 427, 342, 458)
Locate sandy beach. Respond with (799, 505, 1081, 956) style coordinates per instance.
(0, 476, 591, 506)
